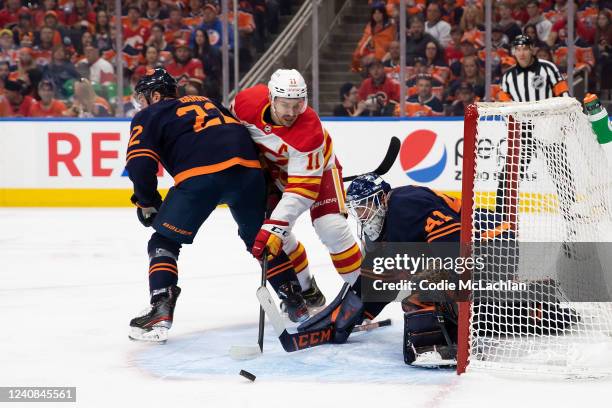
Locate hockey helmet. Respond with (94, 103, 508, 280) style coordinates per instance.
(511, 34, 533, 49)
(134, 67, 177, 103)
(346, 173, 391, 241)
(268, 68, 308, 114)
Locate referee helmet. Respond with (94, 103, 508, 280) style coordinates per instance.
(511, 35, 534, 49)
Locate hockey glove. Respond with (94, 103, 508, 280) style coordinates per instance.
(252, 219, 289, 259)
(131, 193, 162, 227)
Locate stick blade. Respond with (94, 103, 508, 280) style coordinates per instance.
(256, 286, 286, 336)
(229, 345, 262, 360)
(343, 136, 401, 182)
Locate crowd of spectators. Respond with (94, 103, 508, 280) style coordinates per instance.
(336, 0, 612, 117)
(0, 0, 292, 117)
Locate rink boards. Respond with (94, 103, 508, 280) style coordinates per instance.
(1, 117, 611, 206)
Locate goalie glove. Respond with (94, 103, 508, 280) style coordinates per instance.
(131, 192, 162, 227)
(252, 219, 290, 259)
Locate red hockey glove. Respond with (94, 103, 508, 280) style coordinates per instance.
(252, 219, 290, 259)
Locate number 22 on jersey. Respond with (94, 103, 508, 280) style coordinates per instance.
(176, 101, 239, 133)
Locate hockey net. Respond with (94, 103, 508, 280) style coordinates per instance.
(457, 97, 612, 378)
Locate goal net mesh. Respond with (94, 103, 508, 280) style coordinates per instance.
(463, 97, 612, 377)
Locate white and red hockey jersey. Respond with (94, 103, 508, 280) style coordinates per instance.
(232, 84, 337, 225)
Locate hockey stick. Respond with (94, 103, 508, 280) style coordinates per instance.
(343, 136, 401, 182)
(256, 286, 391, 352)
(228, 249, 268, 360)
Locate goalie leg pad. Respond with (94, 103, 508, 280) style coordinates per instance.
(298, 283, 365, 343)
(403, 308, 458, 366)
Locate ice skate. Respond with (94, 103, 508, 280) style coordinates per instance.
(129, 285, 181, 344)
(277, 281, 309, 323)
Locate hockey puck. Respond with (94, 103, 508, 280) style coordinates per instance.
(239, 369, 256, 382)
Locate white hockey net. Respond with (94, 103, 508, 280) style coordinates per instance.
(461, 97, 612, 378)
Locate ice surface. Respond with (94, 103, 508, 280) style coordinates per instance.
(1, 208, 610, 408)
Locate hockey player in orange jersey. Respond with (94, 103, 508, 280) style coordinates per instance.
(232, 69, 363, 311)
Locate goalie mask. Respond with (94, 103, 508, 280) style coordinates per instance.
(268, 69, 308, 117)
(346, 173, 391, 241)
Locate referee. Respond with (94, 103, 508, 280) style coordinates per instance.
(495, 35, 575, 222)
(498, 35, 569, 102)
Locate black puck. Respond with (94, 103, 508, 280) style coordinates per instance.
(239, 369, 256, 381)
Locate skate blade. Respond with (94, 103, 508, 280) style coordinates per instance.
(411, 351, 457, 368)
(128, 326, 168, 344)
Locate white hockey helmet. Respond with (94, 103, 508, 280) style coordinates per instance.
(268, 68, 308, 114)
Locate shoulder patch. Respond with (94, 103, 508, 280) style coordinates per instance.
(233, 84, 269, 122)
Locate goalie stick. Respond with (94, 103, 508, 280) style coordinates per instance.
(256, 286, 391, 352)
(343, 136, 401, 182)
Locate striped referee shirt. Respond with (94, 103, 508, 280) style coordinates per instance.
(498, 58, 569, 102)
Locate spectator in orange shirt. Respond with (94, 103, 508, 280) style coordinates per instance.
(42, 11, 65, 45)
(460, 5, 485, 48)
(352, 3, 396, 72)
(441, 0, 464, 26)
(30, 79, 66, 117)
(14, 11, 35, 43)
(406, 74, 444, 116)
(165, 39, 205, 82)
(164, 6, 191, 42)
(1, 79, 35, 116)
(34, 0, 66, 27)
(34, 27, 56, 65)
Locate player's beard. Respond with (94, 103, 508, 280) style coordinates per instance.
(280, 115, 297, 127)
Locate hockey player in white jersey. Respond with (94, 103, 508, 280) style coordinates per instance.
(232, 69, 364, 313)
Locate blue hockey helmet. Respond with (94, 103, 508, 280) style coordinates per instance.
(346, 173, 391, 241)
